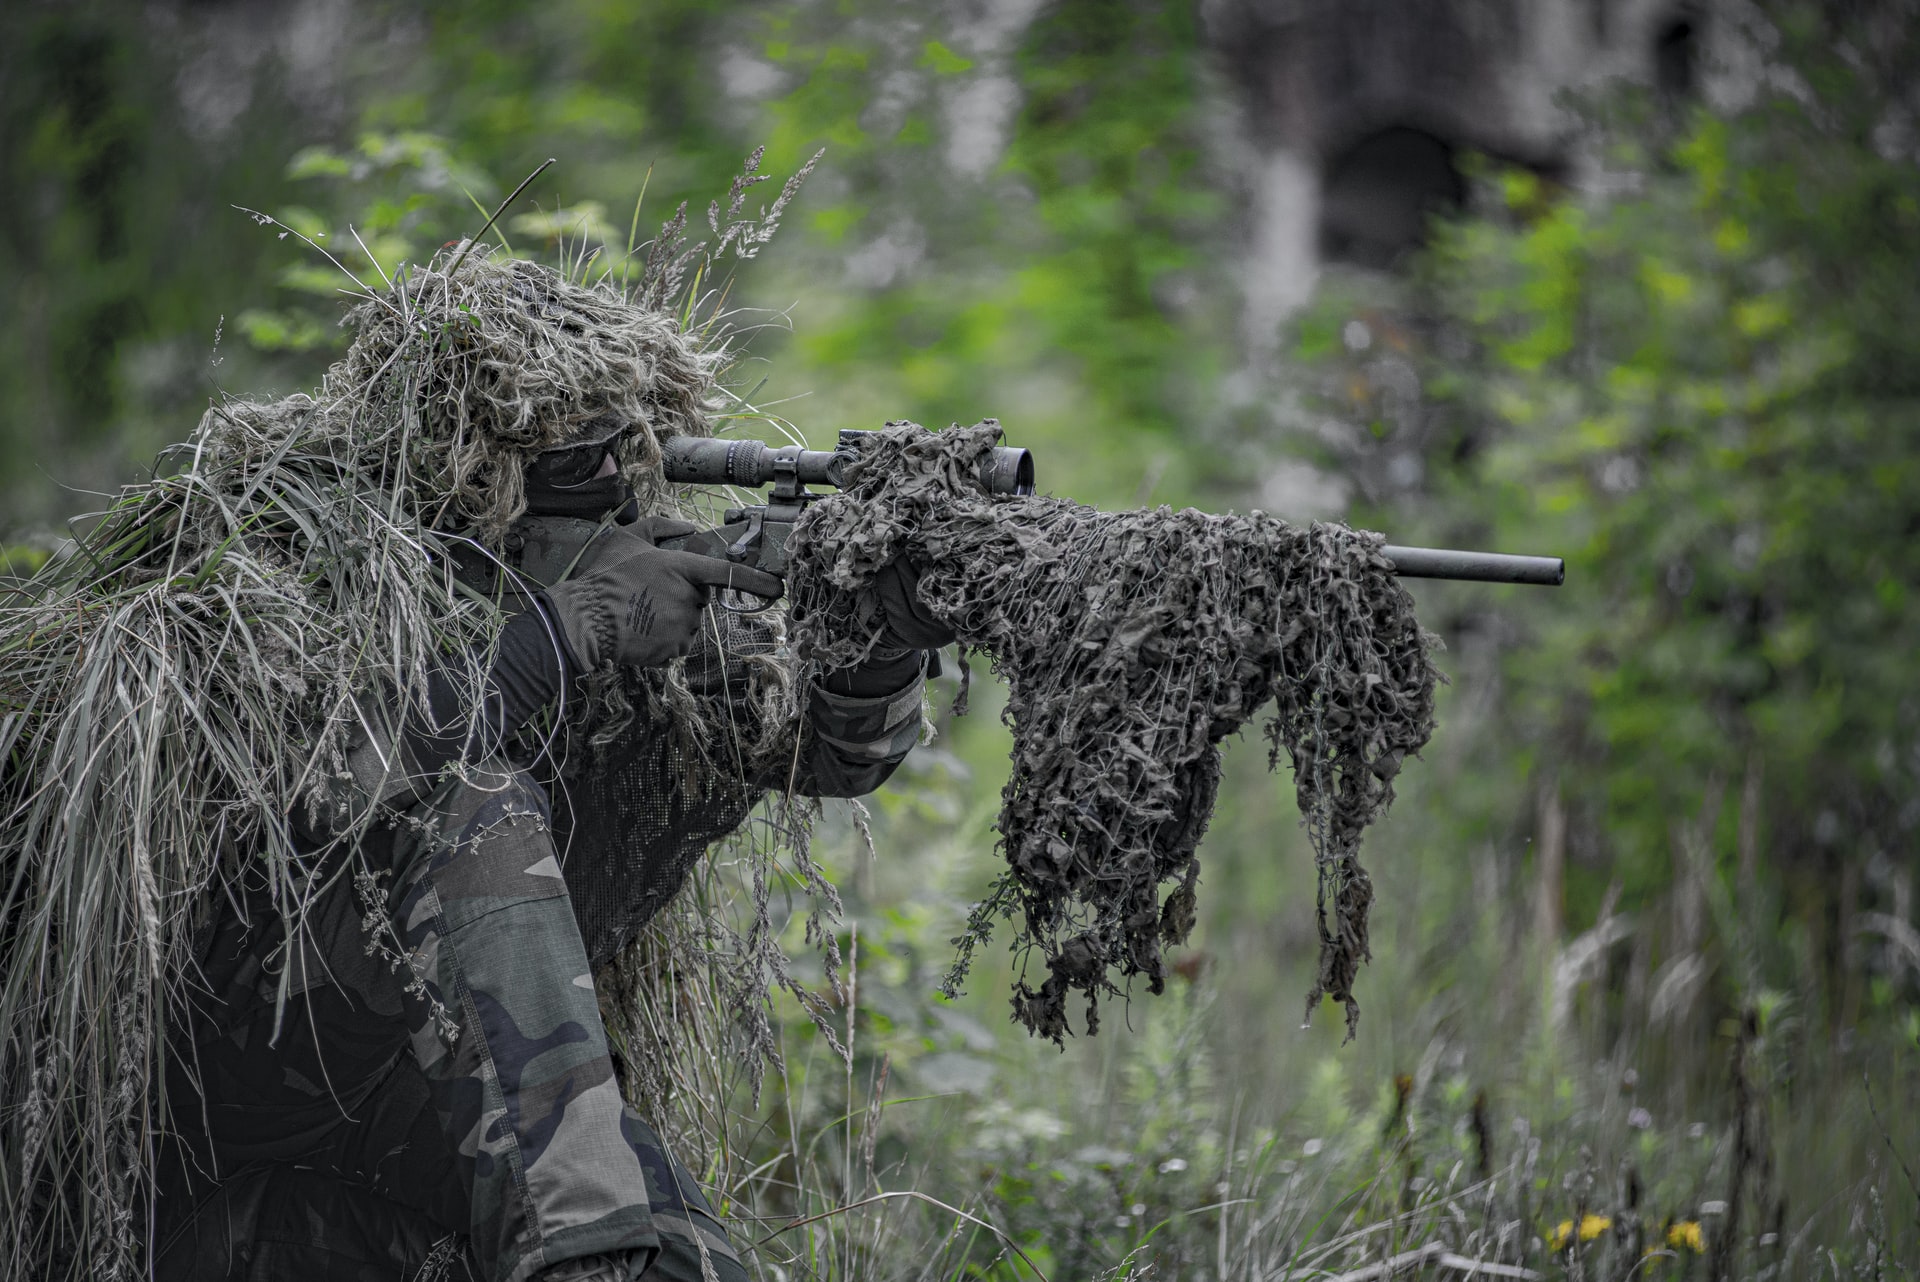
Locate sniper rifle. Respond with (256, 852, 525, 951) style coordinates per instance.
(657, 430, 1565, 589)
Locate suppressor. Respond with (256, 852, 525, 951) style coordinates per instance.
(1380, 545, 1565, 585)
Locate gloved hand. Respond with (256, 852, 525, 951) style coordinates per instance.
(543, 516, 785, 673)
(817, 557, 954, 699)
(870, 557, 957, 655)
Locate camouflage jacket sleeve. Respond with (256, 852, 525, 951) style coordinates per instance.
(335, 610, 931, 826)
(679, 612, 930, 800)
(794, 656, 930, 798)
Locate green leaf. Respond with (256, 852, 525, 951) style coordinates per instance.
(286, 145, 351, 180)
(235, 308, 336, 352)
(920, 41, 974, 75)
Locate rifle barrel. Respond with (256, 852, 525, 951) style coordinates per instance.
(1381, 545, 1565, 586)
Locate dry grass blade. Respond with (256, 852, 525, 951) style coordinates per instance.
(447, 156, 557, 277)
(752, 1189, 1054, 1281)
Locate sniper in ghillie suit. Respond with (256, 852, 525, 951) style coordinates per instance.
(0, 153, 1556, 1281)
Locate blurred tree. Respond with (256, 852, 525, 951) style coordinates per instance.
(0, 1, 343, 521)
(1291, 1, 1920, 1056)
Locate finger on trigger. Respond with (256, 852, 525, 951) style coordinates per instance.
(667, 550, 784, 600)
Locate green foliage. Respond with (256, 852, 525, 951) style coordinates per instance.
(0, 4, 318, 519)
(1263, 8, 1920, 1261)
(0, 544, 49, 579)
(1006, 0, 1225, 442)
(1416, 74, 1920, 968)
(742, 0, 1234, 503)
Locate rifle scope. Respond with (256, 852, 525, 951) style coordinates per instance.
(661, 433, 1036, 496)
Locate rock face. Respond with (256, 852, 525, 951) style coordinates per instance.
(1203, 0, 1719, 336)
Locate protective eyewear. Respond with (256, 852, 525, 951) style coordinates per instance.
(526, 422, 625, 490)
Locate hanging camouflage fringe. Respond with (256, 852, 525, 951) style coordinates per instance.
(785, 420, 1441, 1042)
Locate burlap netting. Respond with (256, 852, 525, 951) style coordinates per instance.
(784, 421, 1441, 1042)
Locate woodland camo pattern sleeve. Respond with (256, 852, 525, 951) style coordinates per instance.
(794, 655, 931, 797)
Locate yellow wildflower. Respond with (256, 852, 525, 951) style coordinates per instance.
(1548, 1215, 1612, 1250)
(1668, 1220, 1706, 1253)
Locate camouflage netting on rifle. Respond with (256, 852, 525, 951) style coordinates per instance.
(786, 420, 1441, 1042)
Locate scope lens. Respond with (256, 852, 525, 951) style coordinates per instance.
(1011, 449, 1035, 495)
(984, 447, 1035, 495)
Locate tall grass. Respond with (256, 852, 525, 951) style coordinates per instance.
(619, 691, 1918, 1281)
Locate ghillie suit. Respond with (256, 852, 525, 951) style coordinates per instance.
(0, 212, 863, 1279)
(787, 420, 1442, 1041)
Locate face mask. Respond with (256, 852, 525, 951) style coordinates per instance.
(522, 471, 638, 521)
(443, 433, 639, 606)
(525, 421, 624, 490)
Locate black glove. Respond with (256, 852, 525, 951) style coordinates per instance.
(870, 558, 957, 654)
(818, 558, 955, 699)
(544, 516, 785, 673)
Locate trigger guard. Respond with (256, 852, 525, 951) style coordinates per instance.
(716, 586, 781, 615)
